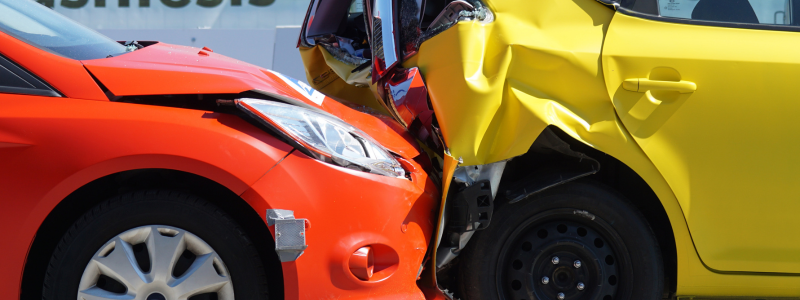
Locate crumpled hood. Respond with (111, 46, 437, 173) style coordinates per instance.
(82, 42, 419, 159)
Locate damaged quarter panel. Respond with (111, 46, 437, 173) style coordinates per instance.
(409, 0, 701, 296)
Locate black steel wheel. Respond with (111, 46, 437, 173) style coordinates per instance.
(459, 181, 663, 300)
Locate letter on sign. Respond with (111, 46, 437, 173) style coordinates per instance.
(61, 0, 88, 8)
(197, 0, 222, 7)
(160, 0, 189, 8)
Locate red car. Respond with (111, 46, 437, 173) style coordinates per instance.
(0, 1, 439, 299)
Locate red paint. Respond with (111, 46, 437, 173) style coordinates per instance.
(0, 28, 440, 299)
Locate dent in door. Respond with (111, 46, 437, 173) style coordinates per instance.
(411, 0, 622, 166)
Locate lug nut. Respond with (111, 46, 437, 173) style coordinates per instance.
(577, 282, 585, 291)
(541, 276, 550, 285)
(551, 256, 560, 264)
(574, 260, 582, 269)
(557, 292, 565, 300)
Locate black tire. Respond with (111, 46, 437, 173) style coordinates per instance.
(458, 181, 663, 300)
(43, 190, 270, 300)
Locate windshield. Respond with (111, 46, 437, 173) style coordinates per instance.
(0, 0, 128, 60)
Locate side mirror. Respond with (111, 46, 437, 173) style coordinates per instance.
(367, 0, 423, 83)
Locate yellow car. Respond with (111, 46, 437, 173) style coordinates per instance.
(299, 0, 800, 299)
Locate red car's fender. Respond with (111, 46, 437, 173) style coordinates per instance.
(0, 29, 436, 298)
(0, 94, 292, 297)
(241, 151, 440, 300)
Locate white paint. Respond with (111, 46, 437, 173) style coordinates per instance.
(266, 69, 325, 105)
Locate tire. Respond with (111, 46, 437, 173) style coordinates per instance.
(43, 190, 270, 300)
(458, 181, 664, 300)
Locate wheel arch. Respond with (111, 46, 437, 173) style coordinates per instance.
(20, 168, 285, 299)
(497, 125, 680, 297)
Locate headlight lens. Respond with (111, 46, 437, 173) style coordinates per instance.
(237, 99, 406, 178)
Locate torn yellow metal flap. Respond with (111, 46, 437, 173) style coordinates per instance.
(299, 45, 389, 114)
(431, 152, 459, 283)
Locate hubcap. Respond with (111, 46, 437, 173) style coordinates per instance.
(78, 225, 234, 300)
(499, 212, 623, 300)
(146, 293, 166, 300)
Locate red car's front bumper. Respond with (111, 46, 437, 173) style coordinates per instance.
(241, 150, 440, 299)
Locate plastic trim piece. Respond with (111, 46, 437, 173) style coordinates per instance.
(267, 209, 309, 262)
(0, 55, 60, 97)
(504, 128, 601, 204)
(618, 6, 800, 33)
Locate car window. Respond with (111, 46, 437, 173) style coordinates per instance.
(626, 0, 800, 26)
(0, 55, 59, 97)
(658, 0, 790, 24)
(0, 65, 33, 90)
(0, 0, 128, 60)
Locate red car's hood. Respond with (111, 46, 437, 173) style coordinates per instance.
(82, 43, 419, 159)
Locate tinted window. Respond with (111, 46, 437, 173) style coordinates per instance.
(0, 0, 128, 60)
(627, 0, 800, 26)
(0, 55, 59, 97)
(0, 64, 34, 90)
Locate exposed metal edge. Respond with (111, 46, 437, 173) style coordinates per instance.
(507, 170, 598, 204)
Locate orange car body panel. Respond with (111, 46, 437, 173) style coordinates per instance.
(0, 28, 437, 299)
(242, 151, 439, 300)
(82, 42, 420, 159)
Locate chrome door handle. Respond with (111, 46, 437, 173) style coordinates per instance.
(623, 78, 697, 93)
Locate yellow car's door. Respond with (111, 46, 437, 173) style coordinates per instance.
(603, 0, 800, 274)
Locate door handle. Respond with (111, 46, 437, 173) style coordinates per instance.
(623, 78, 697, 93)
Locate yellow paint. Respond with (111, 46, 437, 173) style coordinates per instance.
(410, 0, 703, 296)
(603, 12, 800, 296)
(299, 45, 388, 114)
(415, 0, 616, 166)
(411, 0, 800, 297)
(623, 78, 697, 93)
(428, 153, 458, 288)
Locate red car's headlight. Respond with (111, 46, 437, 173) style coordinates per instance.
(237, 99, 406, 179)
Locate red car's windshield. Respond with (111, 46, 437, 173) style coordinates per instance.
(0, 0, 128, 60)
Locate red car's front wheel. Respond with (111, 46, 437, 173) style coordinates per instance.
(42, 190, 272, 300)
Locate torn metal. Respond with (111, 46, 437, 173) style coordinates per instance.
(420, 0, 493, 43)
(267, 209, 309, 262)
(319, 42, 370, 66)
